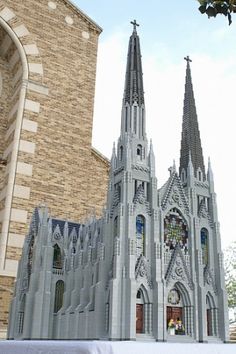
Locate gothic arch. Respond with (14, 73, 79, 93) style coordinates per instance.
(166, 282, 193, 336)
(137, 284, 150, 303)
(136, 284, 152, 335)
(175, 281, 191, 306)
(206, 292, 218, 336)
(206, 291, 216, 308)
(0, 7, 47, 270)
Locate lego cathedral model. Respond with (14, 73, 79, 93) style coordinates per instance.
(8, 23, 229, 342)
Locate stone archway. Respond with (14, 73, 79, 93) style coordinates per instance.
(206, 292, 218, 337)
(136, 285, 152, 335)
(167, 282, 193, 336)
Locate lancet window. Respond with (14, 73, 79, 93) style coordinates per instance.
(201, 228, 208, 266)
(136, 215, 145, 257)
(114, 216, 118, 237)
(137, 144, 142, 160)
(53, 244, 63, 269)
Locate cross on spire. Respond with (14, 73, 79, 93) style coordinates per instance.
(184, 56, 192, 63)
(131, 20, 139, 32)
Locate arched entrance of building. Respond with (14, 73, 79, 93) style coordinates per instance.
(166, 282, 192, 336)
(136, 285, 152, 335)
(206, 292, 218, 337)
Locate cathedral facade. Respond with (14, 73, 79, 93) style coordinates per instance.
(8, 24, 229, 342)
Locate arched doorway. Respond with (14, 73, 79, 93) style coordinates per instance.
(167, 283, 192, 336)
(206, 292, 218, 337)
(136, 289, 144, 333)
(136, 286, 152, 335)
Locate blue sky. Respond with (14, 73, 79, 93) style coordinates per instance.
(74, 0, 236, 248)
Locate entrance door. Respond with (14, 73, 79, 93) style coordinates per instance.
(136, 304, 143, 333)
(167, 306, 182, 328)
(207, 309, 211, 336)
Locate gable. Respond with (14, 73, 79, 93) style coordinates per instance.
(165, 244, 193, 290)
(161, 172, 189, 215)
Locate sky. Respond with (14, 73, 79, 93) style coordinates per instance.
(74, 0, 236, 249)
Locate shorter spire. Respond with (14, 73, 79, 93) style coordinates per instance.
(179, 56, 206, 180)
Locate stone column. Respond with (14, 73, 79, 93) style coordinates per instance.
(148, 303, 152, 334)
(144, 303, 148, 333)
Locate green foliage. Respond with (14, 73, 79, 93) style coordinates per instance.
(197, 0, 236, 24)
(224, 241, 236, 308)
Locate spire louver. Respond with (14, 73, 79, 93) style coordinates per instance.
(179, 57, 206, 180)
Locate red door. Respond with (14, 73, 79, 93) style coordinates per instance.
(136, 304, 143, 333)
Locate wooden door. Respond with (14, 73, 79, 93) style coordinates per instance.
(167, 306, 182, 327)
(136, 304, 143, 333)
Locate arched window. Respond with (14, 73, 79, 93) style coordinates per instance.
(114, 216, 118, 237)
(137, 144, 142, 160)
(136, 215, 145, 257)
(119, 146, 123, 161)
(201, 228, 208, 266)
(54, 280, 64, 313)
(53, 244, 63, 269)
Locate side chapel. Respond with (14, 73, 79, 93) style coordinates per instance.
(8, 23, 229, 342)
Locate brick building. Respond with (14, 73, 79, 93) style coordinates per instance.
(0, 0, 109, 338)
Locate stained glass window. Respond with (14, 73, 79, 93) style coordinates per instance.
(120, 146, 123, 161)
(53, 244, 63, 269)
(164, 208, 188, 252)
(201, 228, 208, 265)
(136, 215, 145, 257)
(137, 145, 142, 160)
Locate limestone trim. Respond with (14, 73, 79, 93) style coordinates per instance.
(0, 5, 50, 274)
(0, 7, 16, 22)
(7, 233, 25, 248)
(16, 162, 33, 177)
(0, 14, 27, 270)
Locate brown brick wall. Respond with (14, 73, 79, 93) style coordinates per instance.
(0, 276, 14, 335)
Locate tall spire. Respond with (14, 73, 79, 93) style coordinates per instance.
(123, 20, 144, 106)
(120, 21, 146, 140)
(179, 56, 206, 180)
